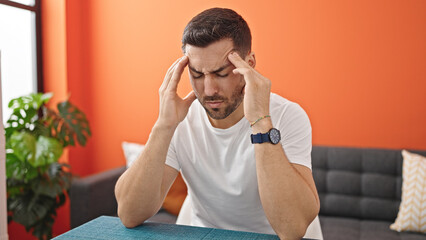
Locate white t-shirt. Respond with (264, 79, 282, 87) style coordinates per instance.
(165, 93, 312, 234)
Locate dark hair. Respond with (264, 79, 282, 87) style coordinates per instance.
(181, 8, 252, 57)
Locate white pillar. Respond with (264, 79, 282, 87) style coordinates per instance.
(0, 51, 9, 240)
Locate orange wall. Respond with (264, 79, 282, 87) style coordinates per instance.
(9, 0, 424, 239)
(68, 0, 426, 176)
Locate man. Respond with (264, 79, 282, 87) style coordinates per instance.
(115, 8, 320, 239)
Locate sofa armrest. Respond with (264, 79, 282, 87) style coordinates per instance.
(70, 166, 126, 228)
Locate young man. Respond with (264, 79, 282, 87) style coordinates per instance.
(115, 8, 320, 239)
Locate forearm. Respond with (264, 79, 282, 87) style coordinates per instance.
(253, 121, 319, 239)
(115, 123, 176, 227)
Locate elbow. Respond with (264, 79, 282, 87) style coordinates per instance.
(117, 206, 140, 228)
(276, 207, 319, 240)
(276, 223, 308, 240)
(117, 206, 152, 228)
(116, 196, 153, 228)
(294, 202, 320, 238)
(119, 216, 141, 229)
(114, 179, 161, 228)
(297, 220, 310, 240)
(116, 196, 158, 228)
(115, 184, 146, 228)
(276, 222, 308, 240)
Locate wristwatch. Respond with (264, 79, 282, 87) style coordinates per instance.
(251, 128, 281, 145)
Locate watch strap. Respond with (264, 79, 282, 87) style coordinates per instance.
(251, 132, 271, 144)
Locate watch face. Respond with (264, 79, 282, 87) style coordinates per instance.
(269, 128, 281, 144)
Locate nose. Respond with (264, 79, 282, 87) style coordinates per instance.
(204, 74, 219, 96)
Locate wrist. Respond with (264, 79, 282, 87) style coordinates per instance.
(251, 117, 273, 133)
(153, 120, 178, 136)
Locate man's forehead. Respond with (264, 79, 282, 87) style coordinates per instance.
(188, 62, 232, 74)
(184, 38, 234, 54)
(184, 39, 235, 72)
(187, 58, 232, 72)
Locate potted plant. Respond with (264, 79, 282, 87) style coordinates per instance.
(4, 92, 91, 240)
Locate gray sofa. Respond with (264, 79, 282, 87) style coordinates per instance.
(70, 146, 426, 239)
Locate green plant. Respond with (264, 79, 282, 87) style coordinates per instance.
(4, 92, 91, 240)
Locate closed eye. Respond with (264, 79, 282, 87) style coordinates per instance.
(216, 73, 229, 78)
(191, 74, 203, 79)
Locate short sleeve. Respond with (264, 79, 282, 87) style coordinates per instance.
(165, 135, 181, 171)
(277, 102, 312, 170)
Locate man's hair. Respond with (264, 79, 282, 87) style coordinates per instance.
(181, 8, 252, 56)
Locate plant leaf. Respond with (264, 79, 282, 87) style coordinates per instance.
(6, 177, 27, 197)
(32, 180, 63, 198)
(9, 132, 36, 163)
(32, 120, 50, 138)
(6, 153, 27, 180)
(34, 136, 63, 167)
(5, 108, 37, 139)
(4, 92, 92, 240)
(8, 92, 52, 112)
(8, 192, 55, 228)
(32, 163, 72, 197)
(5, 93, 52, 140)
(56, 101, 91, 147)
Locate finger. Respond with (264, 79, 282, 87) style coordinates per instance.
(168, 55, 189, 91)
(160, 57, 185, 91)
(232, 61, 263, 81)
(232, 67, 251, 76)
(228, 52, 251, 69)
(161, 57, 183, 91)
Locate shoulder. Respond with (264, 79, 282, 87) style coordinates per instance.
(270, 94, 312, 168)
(269, 93, 311, 137)
(270, 93, 309, 121)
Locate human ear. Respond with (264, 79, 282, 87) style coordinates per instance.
(245, 51, 256, 68)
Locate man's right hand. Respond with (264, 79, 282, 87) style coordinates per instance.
(156, 56, 196, 129)
(116, 56, 193, 227)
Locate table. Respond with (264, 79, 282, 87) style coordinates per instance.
(53, 216, 281, 240)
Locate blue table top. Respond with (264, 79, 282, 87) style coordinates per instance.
(53, 216, 281, 240)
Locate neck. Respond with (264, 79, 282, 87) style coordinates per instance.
(207, 102, 245, 129)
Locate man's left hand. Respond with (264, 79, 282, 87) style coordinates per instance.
(228, 52, 271, 124)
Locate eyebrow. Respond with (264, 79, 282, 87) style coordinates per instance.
(188, 63, 232, 75)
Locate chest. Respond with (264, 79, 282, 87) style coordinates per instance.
(176, 126, 259, 198)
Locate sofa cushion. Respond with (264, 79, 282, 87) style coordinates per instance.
(312, 146, 426, 222)
(320, 216, 425, 240)
(391, 150, 426, 233)
(122, 141, 145, 167)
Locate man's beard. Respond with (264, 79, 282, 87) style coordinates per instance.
(199, 85, 244, 120)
